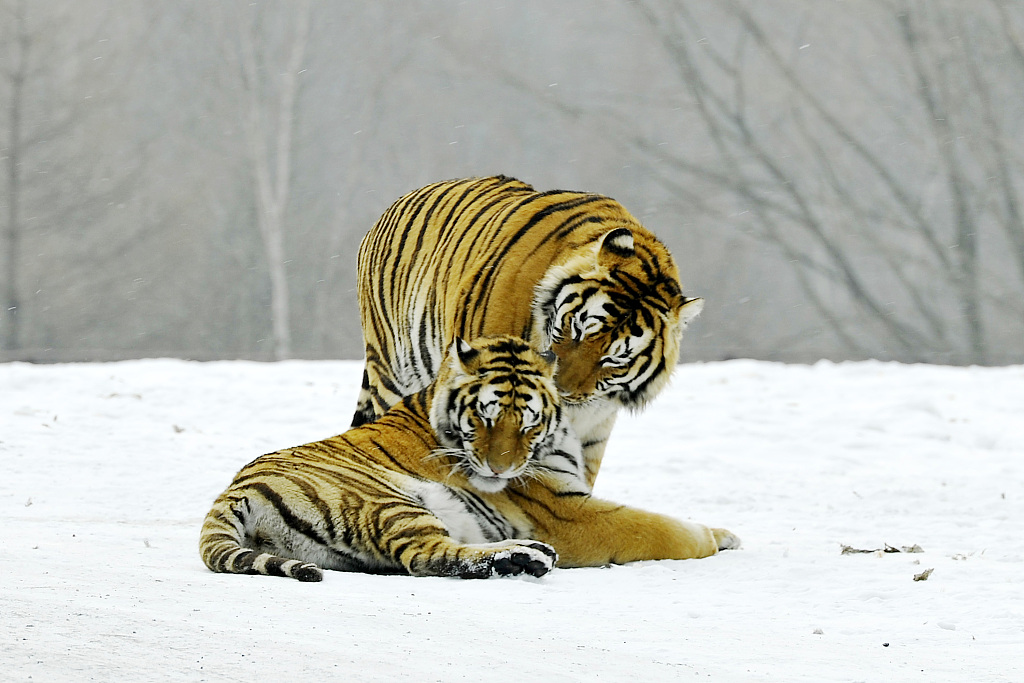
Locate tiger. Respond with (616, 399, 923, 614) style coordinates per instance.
(353, 175, 704, 490)
(200, 336, 738, 582)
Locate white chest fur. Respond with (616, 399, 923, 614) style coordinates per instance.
(564, 398, 618, 442)
(411, 480, 492, 544)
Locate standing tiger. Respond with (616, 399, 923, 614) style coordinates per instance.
(200, 336, 737, 582)
(354, 175, 703, 489)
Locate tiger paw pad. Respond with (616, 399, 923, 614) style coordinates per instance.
(491, 541, 558, 578)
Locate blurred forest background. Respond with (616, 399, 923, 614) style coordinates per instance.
(2, 0, 1023, 365)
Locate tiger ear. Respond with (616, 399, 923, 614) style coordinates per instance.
(597, 228, 635, 267)
(679, 297, 704, 328)
(450, 337, 479, 372)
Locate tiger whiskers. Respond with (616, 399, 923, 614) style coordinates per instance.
(456, 459, 495, 488)
(425, 447, 465, 463)
(426, 447, 471, 485)
(510, 463, 544, 488)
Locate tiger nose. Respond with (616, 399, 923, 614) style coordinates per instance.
(488, 458, 511, 475)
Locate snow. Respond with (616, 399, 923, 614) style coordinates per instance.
(2, 358, 1022, 682)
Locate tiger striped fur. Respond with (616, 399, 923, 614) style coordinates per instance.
(200, 336, 737, 582)
(354, 176, 703, 490)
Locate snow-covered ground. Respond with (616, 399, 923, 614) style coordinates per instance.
(1, 358, 1021, 682)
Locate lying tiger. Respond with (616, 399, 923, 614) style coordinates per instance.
(200, 336, 738, 581)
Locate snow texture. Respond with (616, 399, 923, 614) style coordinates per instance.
(2, 359, 1022, 682)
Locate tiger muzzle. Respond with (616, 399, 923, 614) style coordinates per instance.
(482, 417, 530, 477)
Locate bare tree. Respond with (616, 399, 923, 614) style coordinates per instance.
(452, 1, 1024, 363)
(213, 0, 312, 360)
(0, 0, 28, 350)
(619, 0, 1024, 363)
(5, 1, 1020, 364)
(0, 0, 148, 357)
(304, 5, 421, 357)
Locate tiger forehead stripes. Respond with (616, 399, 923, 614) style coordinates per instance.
(354, 175, 703, 489)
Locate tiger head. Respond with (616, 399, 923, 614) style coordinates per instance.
(532, 226, 703, 410)
(429, 336, 563, 493)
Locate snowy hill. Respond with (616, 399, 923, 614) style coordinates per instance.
(2, 359, 1021, 682)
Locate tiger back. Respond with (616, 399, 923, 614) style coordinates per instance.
(354, 175, 704, 489)
(199, 336, 738, 582)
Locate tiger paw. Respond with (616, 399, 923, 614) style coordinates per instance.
(712, 528, 741, 551)
(486, 540, 558, 578)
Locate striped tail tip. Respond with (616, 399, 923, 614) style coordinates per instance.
(292, 563, 324, 582)
(255, 553, 324, 582)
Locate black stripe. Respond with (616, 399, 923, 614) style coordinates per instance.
(452, 489, 513, 540)
(387, 525, 448, 562)
(365, 437, 420, 476)
(505, 487, 576, 523)
(470, 195, 608, 326)
(288, 473, 339, 542)
(249, 482, 330, 546)
(202, 531, 239, 544)
(375, 371, 404, 403)
(386, 189, 440, 311)
(262, 555, 289, 576)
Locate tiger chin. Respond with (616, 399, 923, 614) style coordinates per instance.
(200, 336, 738, 582)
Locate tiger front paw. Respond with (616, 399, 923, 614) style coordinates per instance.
(485, 540, 558, 578)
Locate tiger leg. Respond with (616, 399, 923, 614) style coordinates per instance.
(380, 510, 557, 579)
(351, 368, 379, 427)
(528, 495, 739, 568)
(361, 476, 558, 578)
(580, 413, 616, 489)
(351, 358, 406, 427)
(199, 495, 323, 582)
(396, 535, 559, 579)
(567, 403, 617, 489)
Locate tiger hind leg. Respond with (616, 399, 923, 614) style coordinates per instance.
(200, 499, 324, 582)
(219, 546, 323, 582)
(200, 529, 324, 582)
(351, 363, 407, 427)
(351, 369, 378, 427)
